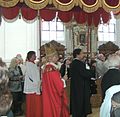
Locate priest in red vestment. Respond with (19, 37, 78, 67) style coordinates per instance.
(42, 44, 70, 117)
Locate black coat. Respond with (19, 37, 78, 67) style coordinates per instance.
(101, 69, 120, 100)
(70, 59, 94, 117)
(60, 64, 70, 78)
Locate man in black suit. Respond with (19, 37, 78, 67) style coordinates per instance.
(70, 48, 94, 117)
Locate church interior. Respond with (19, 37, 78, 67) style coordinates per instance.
(0, 0, 120, 117)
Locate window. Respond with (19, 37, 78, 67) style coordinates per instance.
(98, 12, 116, 42)
(0, 17, 65, 63)
(0, 18, 39, 62)
(41, 18, 65, 45)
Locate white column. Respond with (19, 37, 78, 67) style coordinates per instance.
(91, 27, 98, 53)
(65, 27, 73, 54)
(115, 18, 120, 47)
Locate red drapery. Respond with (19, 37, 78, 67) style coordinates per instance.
(58, 11, 73, 23)
(21, 7, 37, 20)
(0, 6, 112, 26)
(2, 6, 19, 20)
(0, 0, 120, 26)
(40, 9, 56, 21)
(74, 10, 87, 24)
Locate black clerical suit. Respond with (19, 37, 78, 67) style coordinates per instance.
(70, 59, 94, 117)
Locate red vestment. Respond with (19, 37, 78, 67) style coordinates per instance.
(26, 94, 42, 117)
(42, 63, 70, 117)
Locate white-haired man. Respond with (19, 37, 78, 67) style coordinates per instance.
(100, 54, 120, 117)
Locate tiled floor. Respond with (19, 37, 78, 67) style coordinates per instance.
(17, 108, 100, 117)
(17, 84, 101, 117)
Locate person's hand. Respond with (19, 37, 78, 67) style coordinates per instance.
(92, 63, 96, 67)
(19, 76, 23, 81)
(63, 74, 68, 80)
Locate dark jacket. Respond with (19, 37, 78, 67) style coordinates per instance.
(70, 59, 94, 117)
(101, 69, 120, 100)
(60, 64, 70, 78)
(8, 67, 22, 92)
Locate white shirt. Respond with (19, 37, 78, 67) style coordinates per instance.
(100, 85, 120, 117)
(24, 61, 41, 95)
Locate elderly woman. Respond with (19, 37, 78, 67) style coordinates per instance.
(8, 57, 23, 116)
(100, 54, 120, 117)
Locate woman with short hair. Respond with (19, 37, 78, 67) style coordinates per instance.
(8, 57, 23, 116)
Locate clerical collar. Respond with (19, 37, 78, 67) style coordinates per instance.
(109, 66, 119, 70)
(74, 58, 80, 60)
(74, 58, 83, 61)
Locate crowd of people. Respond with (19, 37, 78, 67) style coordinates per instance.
(0, 46, 120, 117)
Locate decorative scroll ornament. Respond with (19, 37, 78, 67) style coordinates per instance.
(53, 0, 75, 11)
(0, 0, 19, 7)
(102, 0, 120, 12)
(78, 0, 101, 13)
(80, 0, 99, 8)
(0, 0, 120, 15)
(24, 0, 49, 10)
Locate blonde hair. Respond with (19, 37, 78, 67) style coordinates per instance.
(9, 57, 18, 68)
(45, 53, 58, 62)
(44, 44, 58, 59)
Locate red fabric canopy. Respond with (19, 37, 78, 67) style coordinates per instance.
(21, 7, 37, 20)
(0, 0, 120, 26)
(58, 11, 73, 23)
(74, 11, 86, 24)
(0, 6, 111, 26)
(40, 9, 56, 21)
(2, 6, 19, 19)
